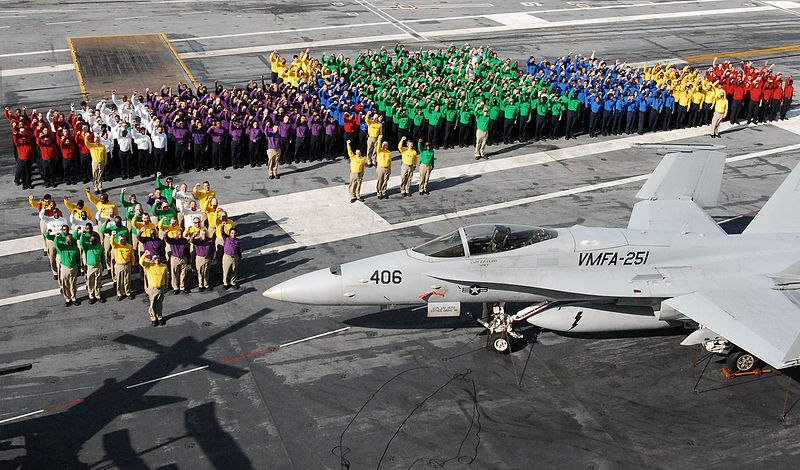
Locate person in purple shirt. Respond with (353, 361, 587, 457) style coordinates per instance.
(278, 114, 294, 165)
(170, 120, 191, 173)
(324, 116, 337, 160)
(207, 120, 228, 171)
(245, 120, 264, 168)
(293, 115, 309, 163)
(265, 124, 281, 179)
(228, 118, 245, 169)
(220, 227, 241, 289)
(190, 231, 215, 291)
(145, 189, 169, 208)
(309, 113, 324, 161)
(190, 120, 209, 172)
(163, 233, 191, 294)
(137, 229, 167, 268)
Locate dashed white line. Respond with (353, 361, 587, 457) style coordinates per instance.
(125, 365, 209, 389)
(169, 22, 389, 42)
(45, 20, 81, 25)
(0, 48, 71, 58)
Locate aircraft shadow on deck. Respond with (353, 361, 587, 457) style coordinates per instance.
(0, 310, 269, 468)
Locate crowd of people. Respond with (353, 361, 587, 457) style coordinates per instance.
(6, 44, 794, 192)
(29, 175, 242, 326)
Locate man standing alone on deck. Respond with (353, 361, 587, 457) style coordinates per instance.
(346, 140, 365, 203)
(141, 250, 168, 326)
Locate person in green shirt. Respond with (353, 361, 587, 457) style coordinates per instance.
(549, 93, 565, 139)
(501, 98, 520, 144)
(416, 139, 435, 195)
(457, 104, 473, 148)
(474, 107, 490, 159)
(565, 91, 581, 140)
(423, 104, 443, 148)
(45, 230, 82, 306)
(119, 188, 138, 225)
(80, 232, 106, 304)
(534, 94, 550, 141)
(155, 172, 176, 205)
(442, 102, 458, 149)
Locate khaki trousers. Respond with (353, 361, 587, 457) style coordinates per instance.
(86, 263, 102, 299)
(104, 236, 114, 278)
(400, 164, 414, 195)
(376, 166, 390, 197)
(170, 256, 188, 290)
(222, 254, 239, 287)
(711, 111, 725, 135)
(348, 172, 364, 199)
(91, 160, 104, 192)
(115, 263, 132, 296)
(60, 265, 78, 301)
(475, 129, 487, 157)
(366, 136, 378, 165)
(419, 163, 432, 193)
(46, 239, 58, 276)
(39, 219, 48, 252)
(196, 256, 211, 288)
(145, 284, 165, 321)
(267, 148, 280, 177)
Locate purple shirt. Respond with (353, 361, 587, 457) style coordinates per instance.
(170, 126, 190, 145)
(137, 235, 166, 261)
(164, 235, 190, 259)
(208, 126, 227, 143)
(222, 233, 241, 258)
(229, 125, 244, 141)
(246, 126, 263, 141)
(265, 130, 280, 149)
(191, 127, 208, 146)
(278, 121, 293, 139)
(191, 236, 215, 258)
(295, 122, 309, 138)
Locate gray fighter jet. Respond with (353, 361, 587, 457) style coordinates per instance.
(264, 150, 800, 373)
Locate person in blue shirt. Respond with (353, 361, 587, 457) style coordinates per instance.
(649, 91, 665, 131)
(588, 96, 603, 138)
(663, 92, 676, 130)
(601, 92, 615, 136)
(625, 93, 639, 135)
(637, 91, 651, 135)
(613, 92, 627, 135)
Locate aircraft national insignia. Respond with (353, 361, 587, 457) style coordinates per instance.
(462, 284, 488, 296)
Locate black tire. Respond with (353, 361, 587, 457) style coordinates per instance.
(727, 349, 758, 373)
(490, 333, 511, 354)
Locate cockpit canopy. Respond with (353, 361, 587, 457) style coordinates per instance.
(412, 224, 558, 258)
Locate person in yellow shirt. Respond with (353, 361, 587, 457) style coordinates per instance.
(365, 114, 383, 167)
(702, 86, 717, 125)
(269, 51, 283, 84)
(690, 86, 705, 127)
(375, 135, 392, 199)
(193, 181, 216, 210)
(85, 188, 118, 229)
(346, 140, 365, 203)
(110, 233, 135, 300)
(141, 250, 169, 326)
(398, 136, 417, 197)
(84, 134, 107, 194)
(710, 89, 729, 138)
(63, 196, 94, 222)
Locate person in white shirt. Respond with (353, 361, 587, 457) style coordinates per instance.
(181, 199, 205, 229)
(131, 125, 152, 178)
(149, 124, 168, 174)
(97, 128, 114, 182)
(70, 101, 92, 122)
(173, 183, 194, 214)
(116, 127, 134, 180)
(71, 210, 92, 234)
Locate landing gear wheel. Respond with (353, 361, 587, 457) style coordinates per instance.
(727, 349, 757, 373)
(490, 333, 511, 354)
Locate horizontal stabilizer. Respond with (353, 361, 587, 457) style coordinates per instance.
(743, 162, 800, 234)
(636, 151, 726, 207)
(665, 279, 800, 369)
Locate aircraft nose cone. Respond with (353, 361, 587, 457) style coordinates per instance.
(263, 284, 282, 300)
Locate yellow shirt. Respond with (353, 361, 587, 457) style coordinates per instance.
(193, 187, 216, 209)
(63, 198, 94, 221)
(205, 207, 225, 229)
(110, 240, 135, 265)
(132, 220, 157, 236)
(691, 91, 704, 105)
(347, 144, 365, 174)
(141, 260, 169, 288)
(159, 221, 182, 238)
(215, 219, 235, 239)
(703, 90, 716, 105)
(714, 97, 729, 115)
(84, 136, 107, 164)
(366, 118, 382, 138)
(399, 142, 417, 167)
(269, 52, 281, 73)
(183, 225, 209, 238)
(86, 192, 119, 219)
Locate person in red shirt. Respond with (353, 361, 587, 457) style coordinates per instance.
(57, 128, 78, 185)
(771, 78, 784, 122)
(75, 123, 92, 184)
(342, 111, 358, 158)
(746, 80, 763, 124)
(15, 134, 35, 189)
(761, 81, 774, 123)
(37, 127, 59, 188)
(730, 78, 745, 125)
(781, 77, 793, 120)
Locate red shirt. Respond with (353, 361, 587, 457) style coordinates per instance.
(733, 85, 745, 101)
(786, 84, 794, 99)
(773, 86, 784, 100)
(17, 143, 35, 161)
(37, 135, 58, 161)
(749, 86, 763, 101)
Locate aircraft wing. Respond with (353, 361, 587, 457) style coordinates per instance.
(627, 200, 726, 234)
(664, 278, 800, 369)
(635, 150, 726, 207)
(742, 162, 800, 234)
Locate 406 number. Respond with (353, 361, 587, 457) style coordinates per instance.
(370, 270, 402, 284)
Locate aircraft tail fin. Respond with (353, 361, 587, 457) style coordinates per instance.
(635, 150, 726, 207)
(743, 162, 800, 234)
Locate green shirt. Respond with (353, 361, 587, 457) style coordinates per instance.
(80, 239, 105, 267)
(502, 103, 519, 120)
(155, 176, 175, 205)
(417, 143, 435, 166)
(45, 233, 81, 267)
(475, 114, 490, 132)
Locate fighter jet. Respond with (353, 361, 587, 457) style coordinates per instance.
(264, 149, 800, 374)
